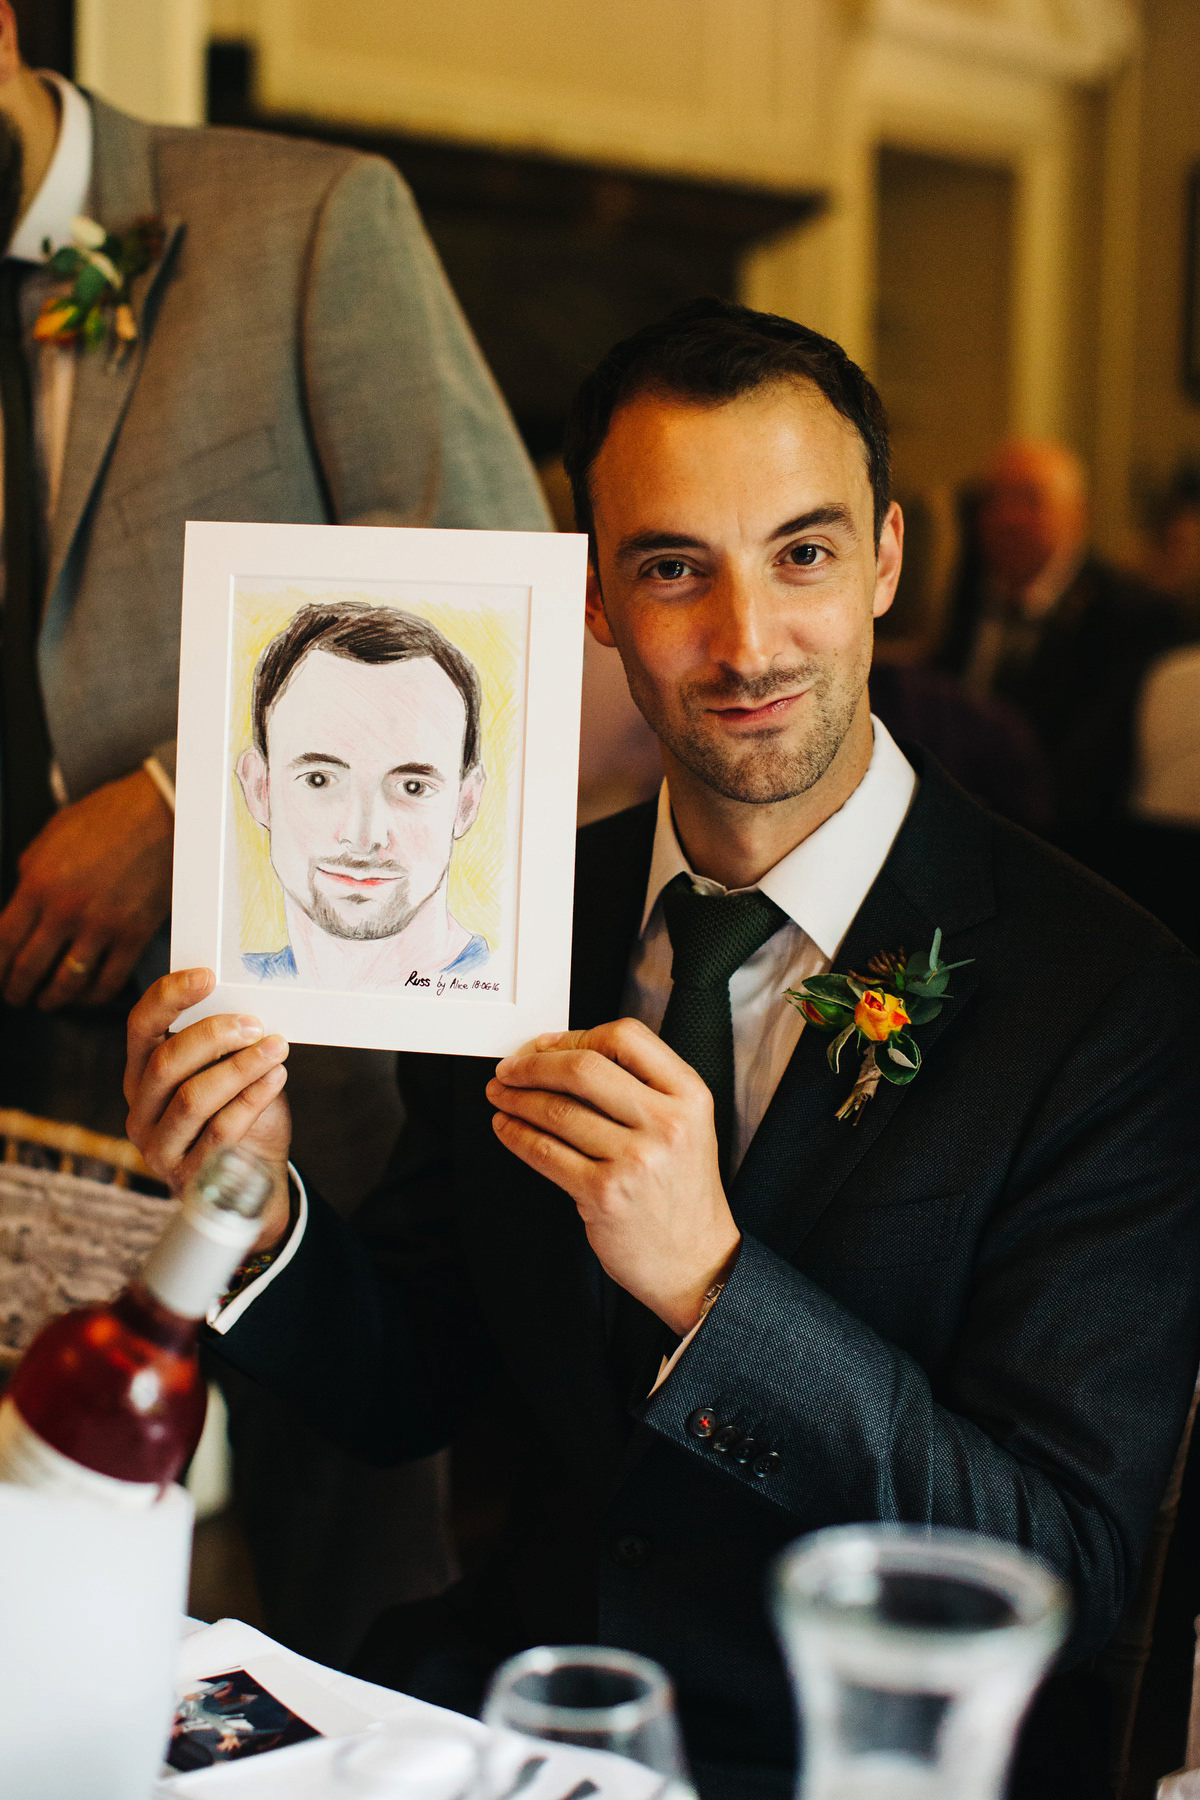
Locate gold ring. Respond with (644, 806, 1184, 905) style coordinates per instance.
(63, 953, 91, 977)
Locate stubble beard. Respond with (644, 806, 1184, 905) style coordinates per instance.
(300, 863, 432, 942)
(630, 658, 868, 805)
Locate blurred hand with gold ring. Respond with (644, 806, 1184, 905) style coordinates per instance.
(62, 952, 92, 979)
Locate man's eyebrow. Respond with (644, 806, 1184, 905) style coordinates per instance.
(289, 752, 350, 769)
(390, 762, 443, 780)
(769, 505, 859, 542)
(614, 531, 709, 566)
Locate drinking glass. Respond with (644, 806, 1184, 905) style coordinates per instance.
(773, 1525, 1069, 1800)
(480, 1644, 693, 1797)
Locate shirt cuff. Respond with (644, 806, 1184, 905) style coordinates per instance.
(142, 755, 176, 814)
(647, 1278, 729, 1396)
(207, 1164, 308, 1333)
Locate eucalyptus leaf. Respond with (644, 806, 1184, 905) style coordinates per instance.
(73, 263, 108, 309)
(877, 1057, 919, 1086)
(827, 1022, 857, 1073)
(902, 997, 940, 1026)
(796, 974, 856, 1003)
(890, 1031, 922, 1069)
(906, 952, 930, 982)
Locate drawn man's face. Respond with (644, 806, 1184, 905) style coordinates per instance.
(236, 649, 485, 942)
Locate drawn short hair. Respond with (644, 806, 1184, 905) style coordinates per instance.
(251, 601, 483, 776)
(562, 296, 892, 547)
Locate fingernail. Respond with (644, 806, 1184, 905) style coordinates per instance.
(495, 1057, 512, 1076)
(237, 1017, 264, 1041)
(185, 968, 210, 991)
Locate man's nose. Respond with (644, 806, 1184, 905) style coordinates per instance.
(705, 567, 775, 676)
(339, 782, 389, 851)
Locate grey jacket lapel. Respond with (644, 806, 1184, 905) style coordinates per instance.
(730, 757, 994, 1260)
(46, 97, 182, 611)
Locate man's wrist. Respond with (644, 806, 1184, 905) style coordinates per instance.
(664, 1237, 741, 1336)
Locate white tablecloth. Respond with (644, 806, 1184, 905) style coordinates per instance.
(155, 1619, 675, 1800)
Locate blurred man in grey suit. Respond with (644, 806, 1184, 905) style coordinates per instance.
(0, 4, 548, 1664)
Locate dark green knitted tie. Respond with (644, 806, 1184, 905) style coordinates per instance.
(658, 871, 788, 1180)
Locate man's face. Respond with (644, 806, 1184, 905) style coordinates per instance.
(236, 650, 484, 942)
(977, 446, 1087, 590)
(585, 379, 900, 805)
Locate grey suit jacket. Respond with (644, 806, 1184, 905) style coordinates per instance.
(40, 95, 549, 802)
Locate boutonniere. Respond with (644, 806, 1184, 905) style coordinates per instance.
(34, 214, 166, 357)
(785, 929, 973, 1123)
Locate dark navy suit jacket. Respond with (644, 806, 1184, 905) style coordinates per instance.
(216, 753, 1200, 1795)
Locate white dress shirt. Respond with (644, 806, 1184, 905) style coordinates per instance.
(212, 720, 917, 1340)
(627, 717, 917, 1175)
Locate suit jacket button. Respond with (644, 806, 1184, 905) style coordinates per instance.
(732, 1436, 756, 1465)
(712, 1425, 744, 1455)
(687, 1407, 718, 1440)
(612, 1533, 650, 1569)
(752, 1450, 781, 1478)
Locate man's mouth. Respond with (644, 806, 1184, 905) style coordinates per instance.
(707, 691, 806, 728)
(317, 865, 402, 889)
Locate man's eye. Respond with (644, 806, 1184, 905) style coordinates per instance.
(785, 543, 825, 568)
(401, 778, 432, 798)
(646, 559, 692, 582)
(301, 770, 332, 789)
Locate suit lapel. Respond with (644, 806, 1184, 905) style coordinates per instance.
(46, 97, 183, 612)
(731, 757, 994, 1261)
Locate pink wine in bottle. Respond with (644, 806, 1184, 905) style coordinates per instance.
(0, 1146, 273, 1506)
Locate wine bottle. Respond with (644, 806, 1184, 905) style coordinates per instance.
(0, 1145, 274, 1506)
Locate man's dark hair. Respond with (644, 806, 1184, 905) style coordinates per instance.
(562, 296, 891, 548)
(252, 600, 482, 775)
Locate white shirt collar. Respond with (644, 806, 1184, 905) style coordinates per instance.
(640, 717, 918, 961)
(9, 73, 93, 264)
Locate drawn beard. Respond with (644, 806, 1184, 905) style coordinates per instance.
(303, 862, 430, 942)
(0, 114, 25, 254)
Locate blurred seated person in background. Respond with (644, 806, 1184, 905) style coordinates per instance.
(1139, 464, 1200, 626)
(869, 487, 1051, 833)
(937, 439, 1187, 851)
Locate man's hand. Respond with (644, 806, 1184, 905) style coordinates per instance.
(0, 768, 175, 1010)
(486, 1018, 740, 1334)
(125, 969, 293, 1251)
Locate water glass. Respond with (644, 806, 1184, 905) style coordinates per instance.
(773, 1525, 1069, 1800)
(480, 1644, 691, 1796)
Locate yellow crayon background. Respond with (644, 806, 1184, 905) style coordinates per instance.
(228, 581, 526, 958)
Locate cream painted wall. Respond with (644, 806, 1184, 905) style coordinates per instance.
(76, 0, 209, 125)
(210, 0, 1151, 541)
(1129, 0, 1200, 500)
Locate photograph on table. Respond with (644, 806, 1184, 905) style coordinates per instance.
(171, 522, 586, 1056)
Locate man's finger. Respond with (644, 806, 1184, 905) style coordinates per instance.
(83, 932, 146, 1008)
(169, 1066, 291, 1195)
(126, 1010, 275, 1141)
(487, 1046, 656, 1133)
(491, 1108, 595, 1200)
(486, 1074, 623, 1162)
(34, 934, 113, 1012)
(510, 1017, 703, 1098)
(0, 888, 39, 988)
(124, 969, 215, 1100)
(136, 1037, 289, 1173)
(4, 915, 73, 1008)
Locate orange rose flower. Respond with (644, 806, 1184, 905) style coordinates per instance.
(33, 300, 79, 343)
(853, 988, 910, 1042)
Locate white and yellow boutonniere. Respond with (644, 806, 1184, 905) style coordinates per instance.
(34, 214, 166, 356)
(785, 928, 973, 1123)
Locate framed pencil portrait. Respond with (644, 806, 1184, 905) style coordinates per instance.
(171, 521, 587, 1056)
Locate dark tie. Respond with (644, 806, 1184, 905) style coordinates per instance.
(658, 871, 788, 1181)
(0, 258, 55, 901)
(604, 874, 787, 1405)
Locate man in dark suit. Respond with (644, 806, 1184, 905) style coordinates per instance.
(938, 439, 1186, 844)
(125, 302, 1200, 1799)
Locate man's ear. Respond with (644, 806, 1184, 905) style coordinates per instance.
(585, 565, 618, 648)
(235, 748, 271, 829)
(872, 501, 904, 621)
(454, 763, 486, 839)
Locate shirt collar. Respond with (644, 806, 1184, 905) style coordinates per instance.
(8, 73, 93, 264)
(640, 717, 918, 961)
